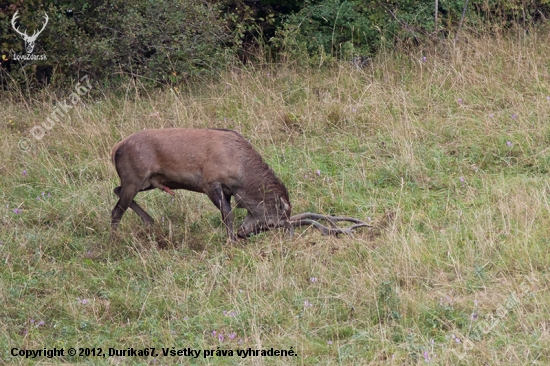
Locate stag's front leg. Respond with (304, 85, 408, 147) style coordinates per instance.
(206, 182, 236, 241)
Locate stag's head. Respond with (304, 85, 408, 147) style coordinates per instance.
(237, 194, 292, 238)
(11, 11, 49, 54)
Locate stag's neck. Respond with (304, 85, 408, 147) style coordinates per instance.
(235, 139, 289, 212)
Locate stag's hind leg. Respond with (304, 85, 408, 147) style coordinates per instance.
(205, 182, 236, 241)
(113, 186, 154, 226)
(111, 184, 146, 231)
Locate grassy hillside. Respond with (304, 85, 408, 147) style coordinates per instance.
(1, 31, 550, 364)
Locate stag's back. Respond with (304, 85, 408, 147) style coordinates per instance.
(111, 128, 285, 197)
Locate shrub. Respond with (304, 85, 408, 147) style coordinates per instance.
(271, 0, 550, 64)
(0, 0, 234, 90)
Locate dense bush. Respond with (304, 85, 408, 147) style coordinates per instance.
(271, 0, 550, 63)
(1, 0, 233, 90)
(1, 0, 549, 91)
(271, 0, 379, 62)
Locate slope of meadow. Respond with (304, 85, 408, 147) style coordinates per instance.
(1, 31, 550, 364)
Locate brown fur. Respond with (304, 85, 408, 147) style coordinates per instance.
(111, 128, 291, 241)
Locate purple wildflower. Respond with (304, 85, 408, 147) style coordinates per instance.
(506, 141, 513, 147)
(459, 177, 465, 183)
(218, 334, 224, 342)
(511, 113, 518, 119)
(13, 208, 21, 214)
(422, 56, 427, 62)
(37, 320, 45, 327)
(310, 277, 317, 283)
(304, 300, 312, 308)
(316, 169, 321, 176)
(489, 113, 494, 118)
(22, 170, 27, 176)
(228, 333, 237, 340)
(211, 330, 217, 336)
(423, 351, 430, 362)
(327, 340, 333, 345)
(457, 98, 463, 104)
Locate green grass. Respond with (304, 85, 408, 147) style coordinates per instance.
(1, 31, 550, 364)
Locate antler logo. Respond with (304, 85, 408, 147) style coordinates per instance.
(11, 11, 49, 54)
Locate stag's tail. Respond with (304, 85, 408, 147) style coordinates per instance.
(111, 140, 124, 166)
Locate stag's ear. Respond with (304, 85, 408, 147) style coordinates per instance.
(278, 196, 291, 213)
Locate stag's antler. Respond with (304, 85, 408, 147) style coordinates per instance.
(11, 11, 26, 39)
(240, 211, 389, 239)
(288, 212, 373, 237)
(31, 13, 49, 39)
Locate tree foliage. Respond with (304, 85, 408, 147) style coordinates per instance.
(1, 0, 549, 90)
(272, 0, 550, 62)
(1, 0, 233, 89)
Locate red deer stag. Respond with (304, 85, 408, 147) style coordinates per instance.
(111, 128, 292, 241)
